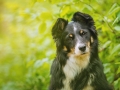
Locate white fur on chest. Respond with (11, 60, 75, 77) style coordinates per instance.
(61, 54, 90, 90)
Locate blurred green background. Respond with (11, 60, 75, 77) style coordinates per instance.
(0, 0, 120, 90)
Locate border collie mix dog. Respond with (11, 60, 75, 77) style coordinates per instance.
(49, 12, 112, 90)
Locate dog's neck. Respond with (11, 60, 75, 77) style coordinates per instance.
(63, 54, 90, 79)
(62, 54, 90, 90)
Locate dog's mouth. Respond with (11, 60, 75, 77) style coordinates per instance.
(67, 47, 90, 57)
(69, 51, 88, 56)
(81, 52, 86, 55)
(78, 52, 89, 56)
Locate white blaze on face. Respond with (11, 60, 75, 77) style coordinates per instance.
(73, 25, 77, 31)
(75, 43, 81, 55)
(73, 24, 90, 56)
(73, 24, 81, 55)
(73, 23, 78, 33)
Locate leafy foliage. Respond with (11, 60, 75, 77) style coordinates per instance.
(0, 0, 120, 90)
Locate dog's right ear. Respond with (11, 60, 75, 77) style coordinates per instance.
(72, 12, 97, 36)
(52, 18, 68, 41)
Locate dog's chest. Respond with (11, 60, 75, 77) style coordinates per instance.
(61, 55, 91, 90)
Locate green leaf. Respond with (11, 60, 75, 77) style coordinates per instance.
(34, 58, 49, 68)
(117, 66, 120, 74)
(39, 22, 46, 34)
(110, 44, 120, 55)
(114, 78, 120, 90)
(112, 17, 119, 25)
(108, 3, 119, 15)
(26, 60, 35, 68)
(115, 62, 120, 64)
(102, 41, 111, 49)
(60, 5, 71, 17)
(114, 25, 120, 31)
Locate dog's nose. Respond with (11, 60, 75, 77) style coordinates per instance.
(79, 45, 86, 52)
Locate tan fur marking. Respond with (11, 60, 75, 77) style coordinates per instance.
(67, 48, 75, 57)
(61, 22, 64, 30)
(91, 36, 94, 43)
(69, 34, 73, 38)
(87, 42, 90, 48)
(75, 53, 90, 61)
(83, 85, 94, 90)
(63, 46, 67, 51)
(80, 30, 83, 34)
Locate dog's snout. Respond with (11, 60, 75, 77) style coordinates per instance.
(79, 45, 86, 52)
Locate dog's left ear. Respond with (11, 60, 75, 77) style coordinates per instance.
(52, 18, 68, 41)
(72, 12, 97, 35)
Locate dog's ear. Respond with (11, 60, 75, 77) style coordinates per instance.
(72, 12, 97, 35)
(52, 18, 68, 41)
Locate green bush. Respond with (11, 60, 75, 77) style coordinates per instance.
(0, 0, 120, 90)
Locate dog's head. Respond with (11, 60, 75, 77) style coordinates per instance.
(52, 12, 98, 57)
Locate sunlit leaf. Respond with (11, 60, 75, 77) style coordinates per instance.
(39, 22, 46, 34)
(115, 62, 120, 64)
(110, 44, 120, 55)
(40, 12, 52, 21)
(117, 66, 120, 74)
(34, 58, 49, 68)
(60, 5, 70, 17)
(114, 25, 120, 31)
(26, 60, 35, 68)
(101, 41, 111, 49)
(5, 2, 19, 11)
(108, 3, 118, 15)
(113, 78, 120, 90)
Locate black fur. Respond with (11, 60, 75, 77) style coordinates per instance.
(49, 12, 113, 90)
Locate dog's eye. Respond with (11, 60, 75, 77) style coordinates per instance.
(80, 30, 87, 35)
(69, 34, 74, 39)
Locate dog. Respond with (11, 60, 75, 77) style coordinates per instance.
(49, 12, 112, 90)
